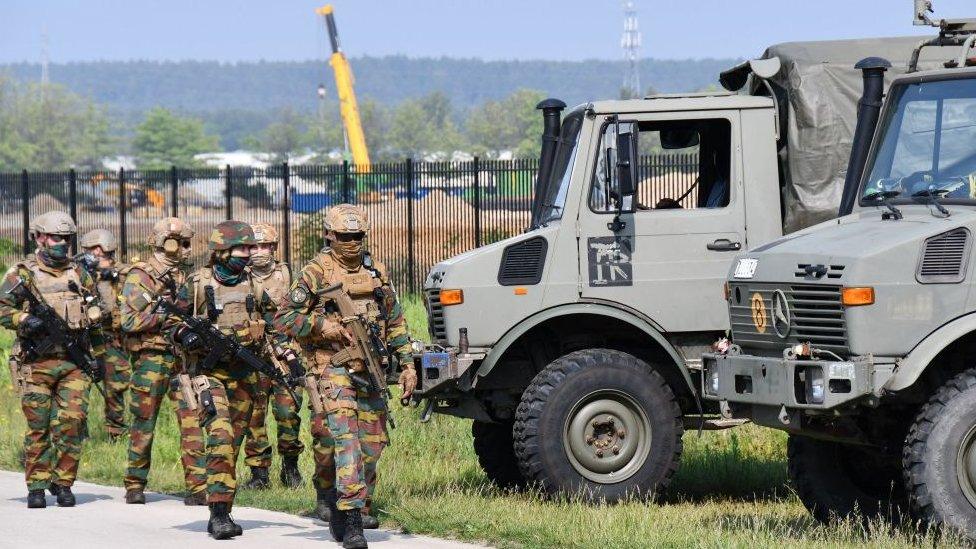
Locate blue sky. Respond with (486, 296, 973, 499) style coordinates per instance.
(1, 0, 973, 63)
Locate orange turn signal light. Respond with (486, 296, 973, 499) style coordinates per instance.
(439, 289, 464, 306)
(514, 287, 528, 296)
(841, 287, 875, 306)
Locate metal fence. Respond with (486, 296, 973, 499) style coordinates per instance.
(0, 155, 697, 293)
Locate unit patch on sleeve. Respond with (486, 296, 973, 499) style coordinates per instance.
(587, 236, 633, 287)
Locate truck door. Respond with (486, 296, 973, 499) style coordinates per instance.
(577, 111, 747, 332)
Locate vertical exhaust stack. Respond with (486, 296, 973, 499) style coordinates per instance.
(530, 98, 567, 229)
(839, 57, 891, 216)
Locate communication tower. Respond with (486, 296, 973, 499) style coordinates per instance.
(621, 1, 642, 98)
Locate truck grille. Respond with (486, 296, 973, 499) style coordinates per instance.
(425, 288, 447, 343)
(729, 283, 848, 355)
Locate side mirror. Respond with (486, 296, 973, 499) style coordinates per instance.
(614, 124, 638, 208)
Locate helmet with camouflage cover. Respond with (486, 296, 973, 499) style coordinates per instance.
(208, 220, 256, 251)
(324, 204, 369, 234)
(251, 222, 279, 245)
(79, 228, 118, 253)
(148, 217, 194, 248)
(30, 211, 76, 238)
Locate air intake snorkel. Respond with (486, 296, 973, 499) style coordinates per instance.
(530, 98, 567, 229)
(838, 57, 891, 216)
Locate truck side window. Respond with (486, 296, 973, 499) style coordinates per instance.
(590, 118, 732, 213)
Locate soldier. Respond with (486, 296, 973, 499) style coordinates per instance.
(273, 204, 416, 549)
(169, 220, 301, 539)
(78, 228, 129, 440)
(0, 211, 105, 508)
(242, 222, 305, 489)
(119, 217, 208, 506)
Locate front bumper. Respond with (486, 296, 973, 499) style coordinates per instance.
(701, 348, 877, 410)
(413, 345, 485, 398)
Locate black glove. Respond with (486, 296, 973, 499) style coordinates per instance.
(90, 358, 105, 382)
(176, 326, 204, 352)
(281, 349, 306, 384)
(20, 315, 45, 337)
(99, 268, 119, 282)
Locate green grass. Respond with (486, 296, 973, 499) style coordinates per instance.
(0, 302, 960, 548)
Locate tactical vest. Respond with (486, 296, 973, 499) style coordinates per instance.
(123, 256, 184, 352)
(192, 268, 264, 347)
(306, 252, 388, 371)
(21, 257, 92, 331)
(251, 263, 290, 310)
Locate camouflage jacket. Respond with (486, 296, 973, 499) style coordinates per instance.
(119, 254, 189, 352)
(0, 255, 106, 360)
(272, 250, 411, 374)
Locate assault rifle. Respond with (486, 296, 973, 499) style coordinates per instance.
(8, 277, 107, 398)
(73, 253, 120, 283)
(153, 275, 302, 405)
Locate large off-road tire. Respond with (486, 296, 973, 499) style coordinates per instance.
(788, 435, 905, 524)
(904, 368, 976, 537)
(472, 420, 525, 488)
(513, 348, 683, 502)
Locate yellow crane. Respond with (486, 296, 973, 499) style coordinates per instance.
(316, 4, 371, 172)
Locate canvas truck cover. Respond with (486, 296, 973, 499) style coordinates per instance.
(721, 36, 953, 232)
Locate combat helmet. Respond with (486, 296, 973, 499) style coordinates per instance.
(324, 204, 369, 234)
(208, 220, 256, 251)
(251, 222, 279, 244)
(148, 217, 194, 248)
(30, 211, 76, 238)
(79, 228, 118, 253)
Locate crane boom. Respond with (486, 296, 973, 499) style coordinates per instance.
(317, 4, 371, 171)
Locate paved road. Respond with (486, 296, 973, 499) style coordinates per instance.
(0, 470, 484, 549)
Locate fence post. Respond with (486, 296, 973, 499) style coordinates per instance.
(225, 164, 233, 220)
(21, 170, 30, 255)
(170, 166, 179, 217)
(473, 157, 481, 248)
(342, 160, 351, 203)
(68, 169, 78, 254)
(406, 158, 415, 293)
(282, 162, 292, 266)
(119, 168, 127, 262)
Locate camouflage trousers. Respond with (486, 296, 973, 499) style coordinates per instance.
(102, 344, 131, 438)
(310, 367, 388, 511)
(21, 357, 91, 490)
(201, 368, 256, 504)
(124, 350, 207, 496)
(244, 372, 304, 468)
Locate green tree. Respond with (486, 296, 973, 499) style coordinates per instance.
(260, 108, 309, 162)
(132, 107, 220, 169)
(387, 92, 464, 159)
(465, 88, 545, 158)
(0, 77, 112, 171)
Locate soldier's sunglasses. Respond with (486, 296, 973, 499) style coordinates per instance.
(335, 232, 365, 242)
(44, 234, 68, 243)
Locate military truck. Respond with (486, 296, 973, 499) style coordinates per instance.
(702, 6, 976, 536)
(413, 34, 954, 502)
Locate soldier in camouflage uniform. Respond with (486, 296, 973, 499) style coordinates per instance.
(119, 217, 208, 506)
(169, 220, 302, 540)
(0, 211, 106, 509)
(242, 222, 305, 489)
(78, 229, 130, 440)
(273, 204, 416, 549)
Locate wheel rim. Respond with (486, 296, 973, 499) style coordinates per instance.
(957, 423, 976, 509)
(562, 389, 651, 484)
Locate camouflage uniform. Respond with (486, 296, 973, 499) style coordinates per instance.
(243, 223, 304, 488)
(0, 211, 106, 508)
(120, 218, 207, 503)
(78, 229, 130, 438)
(168, 220, 293, 539)
(273, 204, 414, 545)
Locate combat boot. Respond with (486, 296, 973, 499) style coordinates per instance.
(279, 455, 303, 488)
(313, 488, 332, 521)
(361, 512, 379, 529)
(125, 488, 145, 504)
(47, 484, 61, 497)
(184, 491, 207, 506)
(342, 510, 368, 549)
(27, 489, 46, 509)
(56, 486, 76, 507)
(243, 466, 270, 489)
(208, 502, 241, 540)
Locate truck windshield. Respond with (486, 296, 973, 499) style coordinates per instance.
(861, 77, 976, 205)
(537, 110, 584, 225)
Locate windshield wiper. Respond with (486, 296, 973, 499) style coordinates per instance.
(863, 190, 903, 220)
(911, 188, 951, 218)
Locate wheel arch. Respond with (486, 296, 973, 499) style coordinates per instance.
(473, 301, 698, 409)
(890, 311, 976, 392)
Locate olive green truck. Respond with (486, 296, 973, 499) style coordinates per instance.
(413, 3, 976, 536)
